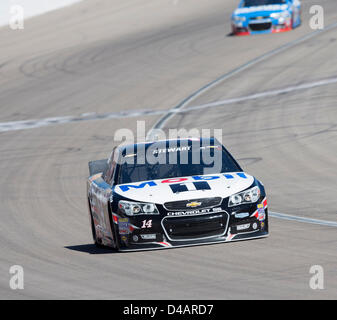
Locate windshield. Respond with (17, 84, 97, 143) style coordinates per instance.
(117, 144, 242, 184)
(243, 0, 287, 7)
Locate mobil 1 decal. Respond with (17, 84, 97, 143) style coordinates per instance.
(170, 181, 211, 193)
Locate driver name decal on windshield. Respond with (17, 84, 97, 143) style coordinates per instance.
(153, 146, 192, 155)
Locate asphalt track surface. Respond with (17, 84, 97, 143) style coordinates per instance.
(0, 0, 336, 299)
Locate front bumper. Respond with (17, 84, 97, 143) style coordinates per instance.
(112, 197, 269, 252)
(232, 18, 292, 36)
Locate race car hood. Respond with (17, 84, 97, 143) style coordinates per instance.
(234, 4, 289, 17)
(114, 172, 255, 204)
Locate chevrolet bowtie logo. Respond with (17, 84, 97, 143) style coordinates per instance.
(186, 202, 202, 208)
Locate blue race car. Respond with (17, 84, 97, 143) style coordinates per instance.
(231, 0, 301, 36)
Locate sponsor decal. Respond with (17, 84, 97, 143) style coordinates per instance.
(118, 173, 248, 192)
(236, 223, 250, 231)
(119, 181, 157, 192)
(186, 201, 202, 208)
(119, 229, 129, 235)
(257, 204, 266, 221)
(140, 234, 156, 240)
(234, 212, 249, 219)
(118, 218, 130, 235)
(251, 198, 267, 221)
(167, 207, 222, 216)
(170, 181, 211, 194)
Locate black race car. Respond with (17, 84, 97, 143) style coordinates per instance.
(87, 137, 268, 251)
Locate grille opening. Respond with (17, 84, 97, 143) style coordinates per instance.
(250, 16, 269, 20)
(162, 213, 228, 241)
(164, 197, 222, 211)
(249, 22, 272, 31)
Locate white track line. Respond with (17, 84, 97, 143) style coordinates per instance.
(1, 76, 337, 133)
(2, 23, 337, 134)
(0, 110, 164, 132)
(146, 21, 337, 140)
(270, 211, 337, 228)
(177, 76, 337, 113)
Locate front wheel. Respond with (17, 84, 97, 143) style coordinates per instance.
(90, 213, 105, 248)
(112, 221, 121, 251)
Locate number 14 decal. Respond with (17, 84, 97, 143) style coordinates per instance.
(141, 220, 152, 229)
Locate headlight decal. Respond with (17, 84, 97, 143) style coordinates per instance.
(119, 200, 159, 216)
(233, 15, 246, 22)
(270, 11, 291, 22)
(228, 186, 260, 207)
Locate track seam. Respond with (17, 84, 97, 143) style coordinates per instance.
(1, 76, 337, 132)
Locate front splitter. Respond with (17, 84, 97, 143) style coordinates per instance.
(118, 230, 269, 252)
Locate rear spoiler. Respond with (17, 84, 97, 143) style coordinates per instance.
(88, 159, 108, 176)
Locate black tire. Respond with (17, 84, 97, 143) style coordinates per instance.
(112, 222, 121, 251)
(90, 213, 105, 249)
